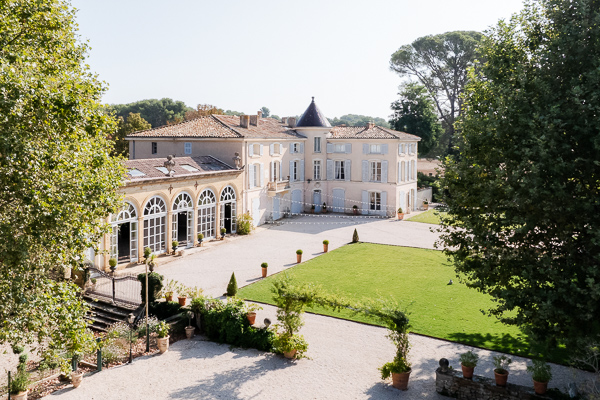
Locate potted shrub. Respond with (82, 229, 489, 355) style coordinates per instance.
(296, 249, 303, 263)
(527, 359, 552, 395)
(397, 207, 404, 220)
(323, 240, 329, 253)
(156, 321, 170, 353)
(184, 311, 195, 339)
(10, 349, 30, 400)
(197, 233, 204, 247)
(275, 333, 308, 359)
(220, 227, 227, 239)
(423, 199, 429, 210)
(171, 240, 179, 254)
(246, 303, 262, 325)
(177, 284, 188, 306)
(493, 355, 512, 386)
(190, 296, 207, 332)
(159, 279, 176, 302)
(71, 368, 84, 389)
(261, 262, 268, 278)
(108, 257, 117, 272)
(379, 311, 412, 391)
(353, 204, 358, 215)
(459, 350, 479, 379)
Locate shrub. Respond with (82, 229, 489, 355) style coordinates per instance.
(172, 240, 179, 249)
(149, 301, 183, 320)
(352, 229, 359, 243)
(197, 233, 204, 241)
(109, 258, 117, 268)
(261, 262, 268, 269)
(12, 345, 24, 354)
(10, 348, 30, 394)
(323, 240, 329, 245)
(493, 355, 512, 374)
(137, 272, 164, 303)
(226, 273, 238, 296)
(380, 357, 411, 379)
(273, 333, 308, 357)
(157, 321, 169, 338)
(296, 249, 303, 255)
(236, 212, 254, 235)
(220, 227, 227, 235)
(135, 316, 160, 337)
(397, 207, 403, 214)
(527, 359, 552, 383)
(459, 350, 479, 368)
(144, 246, 152, 259)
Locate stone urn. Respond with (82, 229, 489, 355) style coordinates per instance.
(185, 326, 195, 339)
(71, 370, 84, 388)
(157, 336, 170, 354)
(11, 391, 28, 400)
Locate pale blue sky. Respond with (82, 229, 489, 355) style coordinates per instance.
(72, 0, 525, 120)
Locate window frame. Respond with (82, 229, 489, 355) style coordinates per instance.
(369, 160, 382, 182)
(313, 159, 322, 180)
(369, 144, 381, 154)
(334, 160, 345, 180)
(151, 142, 157, 155)
(184, 142, 192, 155)
(314, 137, 321, 153)
(369, 191, 381, 211)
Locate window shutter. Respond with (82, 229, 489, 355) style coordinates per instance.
(398, 144, 402, 155)
(279, 162, 282, 181)
(362, 160, 369, 182)
(382, 144, 388, 154)
(407, 161, 410, 181)
(248, 144, 254, 157)
(289, 161, 294, 182)
(363, 143, 369, 154)
(412, 160, 416, 180)
(259, 163, 264, 186)
(299, 143, 304, 154)
(382, 160, 388, 183)
(299, 160, 305, 181)
(381, 191, 388, 216)
(362, 191, 368, 215)
(345, 143, 352, 154)
(326, 159, 334, 180)
(249, 165, 255, 188)
(327, 143, 333, 154)
(344, 160, 351, 181)
(269, 143, 274, 156)
(269, 161, 274, 181)
(259, 144, 264, 156)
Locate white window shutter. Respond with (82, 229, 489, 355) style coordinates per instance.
(398, 162, 401, 183)
(398, 144, 402, 155)
(381, 191, 388, 216)
(362, 190, 368, 215)
(344, 160, 351, 181)
(299, 160, 305, 181)
(269, 161, 274, 181)
(382, 144, 388, 154)
(289, 161, 294, 182)
(326, 159, 334, 180)
(299, 143, 304, 154)
(363, 143, 369, 154)
(249, 165, 255, 188)
(259, 163, 264, 186)
(259, 144, 264, 156)
(327, 143, 333, 153)
(382, 160, 388, 183)
(279, 162, 282, 181)
(269, 143, 274, 156)
(345, 143, 352, 154)
(362, 160, 369, 182)
(412, 160, 416, 180)
(248, 144, 254, 157)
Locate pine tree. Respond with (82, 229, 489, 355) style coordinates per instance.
(226, 272, 238, 297)
(352, 229, 359, 243)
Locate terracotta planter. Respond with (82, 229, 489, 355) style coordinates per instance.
(397, 213, 404, 220)
(157, 336, 170, 353)
(283, 349, 297, 359)
(185, 326, 195, 339)
(296, 254, 302, 263)
(197, 241, 203, 247)
(533, 380, 548, 395)
(423, 204, 429, 210)
(391, 369, 411, 390)
(178, 296, 187, 306)
(494, 370, 509, 386)
(11, 390, 28, 400)
(71, 370, 84, 388)
(323, 244, 328, 253)
(247, 312, 257, 325)
(261, 267, 267, 278)
(165, 294, 173, 302)
(461, 364, 474, 379)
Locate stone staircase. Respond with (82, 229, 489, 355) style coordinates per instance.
(84, 296, 143, 332)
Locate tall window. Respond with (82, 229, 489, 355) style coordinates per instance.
(369, 192, 381, 211)
(313, 160, 321, 180)
(370, 161, 382, 182)
(198, 189, 216, 239)
(271, 161, 281, 181)
(273, 143, 281, 155)
(151, 142, 157, 154)
(292, 161, 299, 181)
(253, 164, 260, 187)
(370, 144, 381, 154)
(252, 143, 261, 155)
(334, 160, 345, 180)
(184, 142, 192, 154)
(143, 196, 167, 253)
(314, 137, 321, 153)
(334, 144, 345, 153)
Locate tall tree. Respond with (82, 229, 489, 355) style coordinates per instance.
(184, 104, 224, 121)
(260, 106, 270, 118)
(0, 0, 123, 365)
(389, 83, 443, 155)
(440, 0, 600, 347)
(390, 31, 482, 154)
(329, 114, 390, 128)
(111, 98, 191, 128)
(113, 113, 152, 157)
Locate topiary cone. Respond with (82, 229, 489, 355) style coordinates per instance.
(226, 272, 238, 296)
(352, 228, 359, 243)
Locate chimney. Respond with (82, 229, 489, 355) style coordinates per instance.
(257, 110, 263, 119)
(249, 115, 258, 126)
(240, 115, 250, 128)
(366, 122, 375, 129)
(281, 117, 288, 125)
(288, 117, 296, 128)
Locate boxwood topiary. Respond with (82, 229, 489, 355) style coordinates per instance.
(138, 272, 164, 303)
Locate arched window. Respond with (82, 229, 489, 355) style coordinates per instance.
(198, 189, 216, 239)
(109, 201, 139, 263)
(143, 196, 167, 254)
(220, 186, 237, 233)
(172, 192, 194, 248)
(173, 192, 193, 211)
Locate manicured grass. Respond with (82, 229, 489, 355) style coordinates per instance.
(406, 208, 447, 224)
(239, 243, 568, 363)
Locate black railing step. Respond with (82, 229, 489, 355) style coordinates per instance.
(88, 312, 123, 325)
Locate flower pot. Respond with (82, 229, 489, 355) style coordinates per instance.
(261, 267, 267, 278)
(533, 380, 548, 395)
(397, 213, 404, 220)
(283, 349, 297, 359)
(157, 336, 170, 354)
(323, 244, 328, 253)
(71, 370, 84, 388)
(461, 364, 474, 379)
(494, 370, 509, 386)
(165, 294, 173, 302)
(296, 254, 302, 263)
(11, 391, 28, 400)
(391, 369, 411, 390)
(185, 326, 195, 339)
(423, 204, 429, 210)
(247, 312, 257, 325)
(178, 296, 187, 306)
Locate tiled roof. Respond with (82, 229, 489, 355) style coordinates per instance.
(213, 115, 305, 139)
(125, 116, 241, 139)
(329, 125, 421, 140)
(124, 156, 236, 181)
(297, 97, 331, 128)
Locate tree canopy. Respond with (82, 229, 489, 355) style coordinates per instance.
(110, 98, 191, 128)
(0, 0, 123, 364)
(390, 83, 443, 155)
(328, 114, 390, 128)
(390, 31, 482, 154)
(439, 0, 600, 347)
(184, 104, 224, 121)
(113, 113, 151, 157)
(260, 107, 270, 118)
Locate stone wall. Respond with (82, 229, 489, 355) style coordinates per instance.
(435, 367, 552, 400)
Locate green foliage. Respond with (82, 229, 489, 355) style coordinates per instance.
(227, 273, 238, 297)
(380, 357, 411, 378)
(417, 171, 442, 203)
(329, 114, 390, 128)
(352, 229, 359, 243)
(221, 227, 227, 235)
(406, 209, 447, 225)
(112, 112, 151, 157)
(236, 212, 254, 235)
(144, 247, 152, 259)
(0, 0, 124, 359)
(440, 0, 600, 346)
(527, 359, 552, 383)
(202, 296, 275, 351)
(12, 345, 24, 354)
(137, 272, 164, 303)
(323, 240, 329, 245)
(109, 258, 117, 268)
(149, 301, 183, 320)
(10, 348, 30, 394)
(109, 98, 191, 128)
(156, 321, 169, 338)
(273, 333, 308, 357)
(493, 355, 512, 374)
(184, 104, 224, 121)
(390, 83, 443, 155)
(172, 241, 179, 249)
(459, 350, 479, 368)
(261, 262, 268, 269)
(197, 233, 204, 241)
(260, 107, 270, 118)
(296, 249, 303, 255)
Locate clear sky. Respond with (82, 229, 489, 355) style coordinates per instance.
(71, 0, 525, 120)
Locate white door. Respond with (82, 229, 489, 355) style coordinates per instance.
(291, 189, 302, 214)
(313, 190, 322, 212)
(273, 197, 281, 220)
(252, 198, 260, 226)
(332, 188, 345, 213)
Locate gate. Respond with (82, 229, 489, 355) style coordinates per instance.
(86, 267, 142, 306)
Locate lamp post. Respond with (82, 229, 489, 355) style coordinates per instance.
(127, 312, 135, 364)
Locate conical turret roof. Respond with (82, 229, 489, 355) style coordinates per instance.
(296, 97, 331, 128)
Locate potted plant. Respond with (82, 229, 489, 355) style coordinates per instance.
(10, 349, 30, 400)
(246, 303, 262, 325)
(459, 350, 479, 379)
(184, 311, 195, 339)
(275, 333, 308, 359)
(197, 233, 204, 247)
(527, 359, 552, 395)
(108, 257, 117, 272)
(423, 199, 429, 210)
(220, 227, 227, 239)
(177, 283, 188, 306)
(171, 240, 179, 254)
(397, 207, 404, 220)
(146, 253, 157, 272)
(310, 204, 315, 214)
(323, 240, 329, 253)
(379, 313, 412, 391)
(296, 249, 303, 263)
(261, 262, 268, 278)
(353, 204, 358, 215)
(90, 277, 97, 289)
(156, 321, 170, 353)
(71, 367, 84, 389)
(493, 355, 512, 386)
(322, 202, 327, 213)
(159, 279, 176, 302)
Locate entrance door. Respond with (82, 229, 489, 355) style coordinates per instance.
(177, 212, 187, 245)
(224, 203, 232, 233)
(273, 196, 281, 220)
(291, 189, 302, 214)
(313, 190, 322, 212)
(332, 188, 345, 213)
(117, 223, 130, 263)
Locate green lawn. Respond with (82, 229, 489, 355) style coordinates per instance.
(239, 243, 568, 363)
(406, 208, 447, 224)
